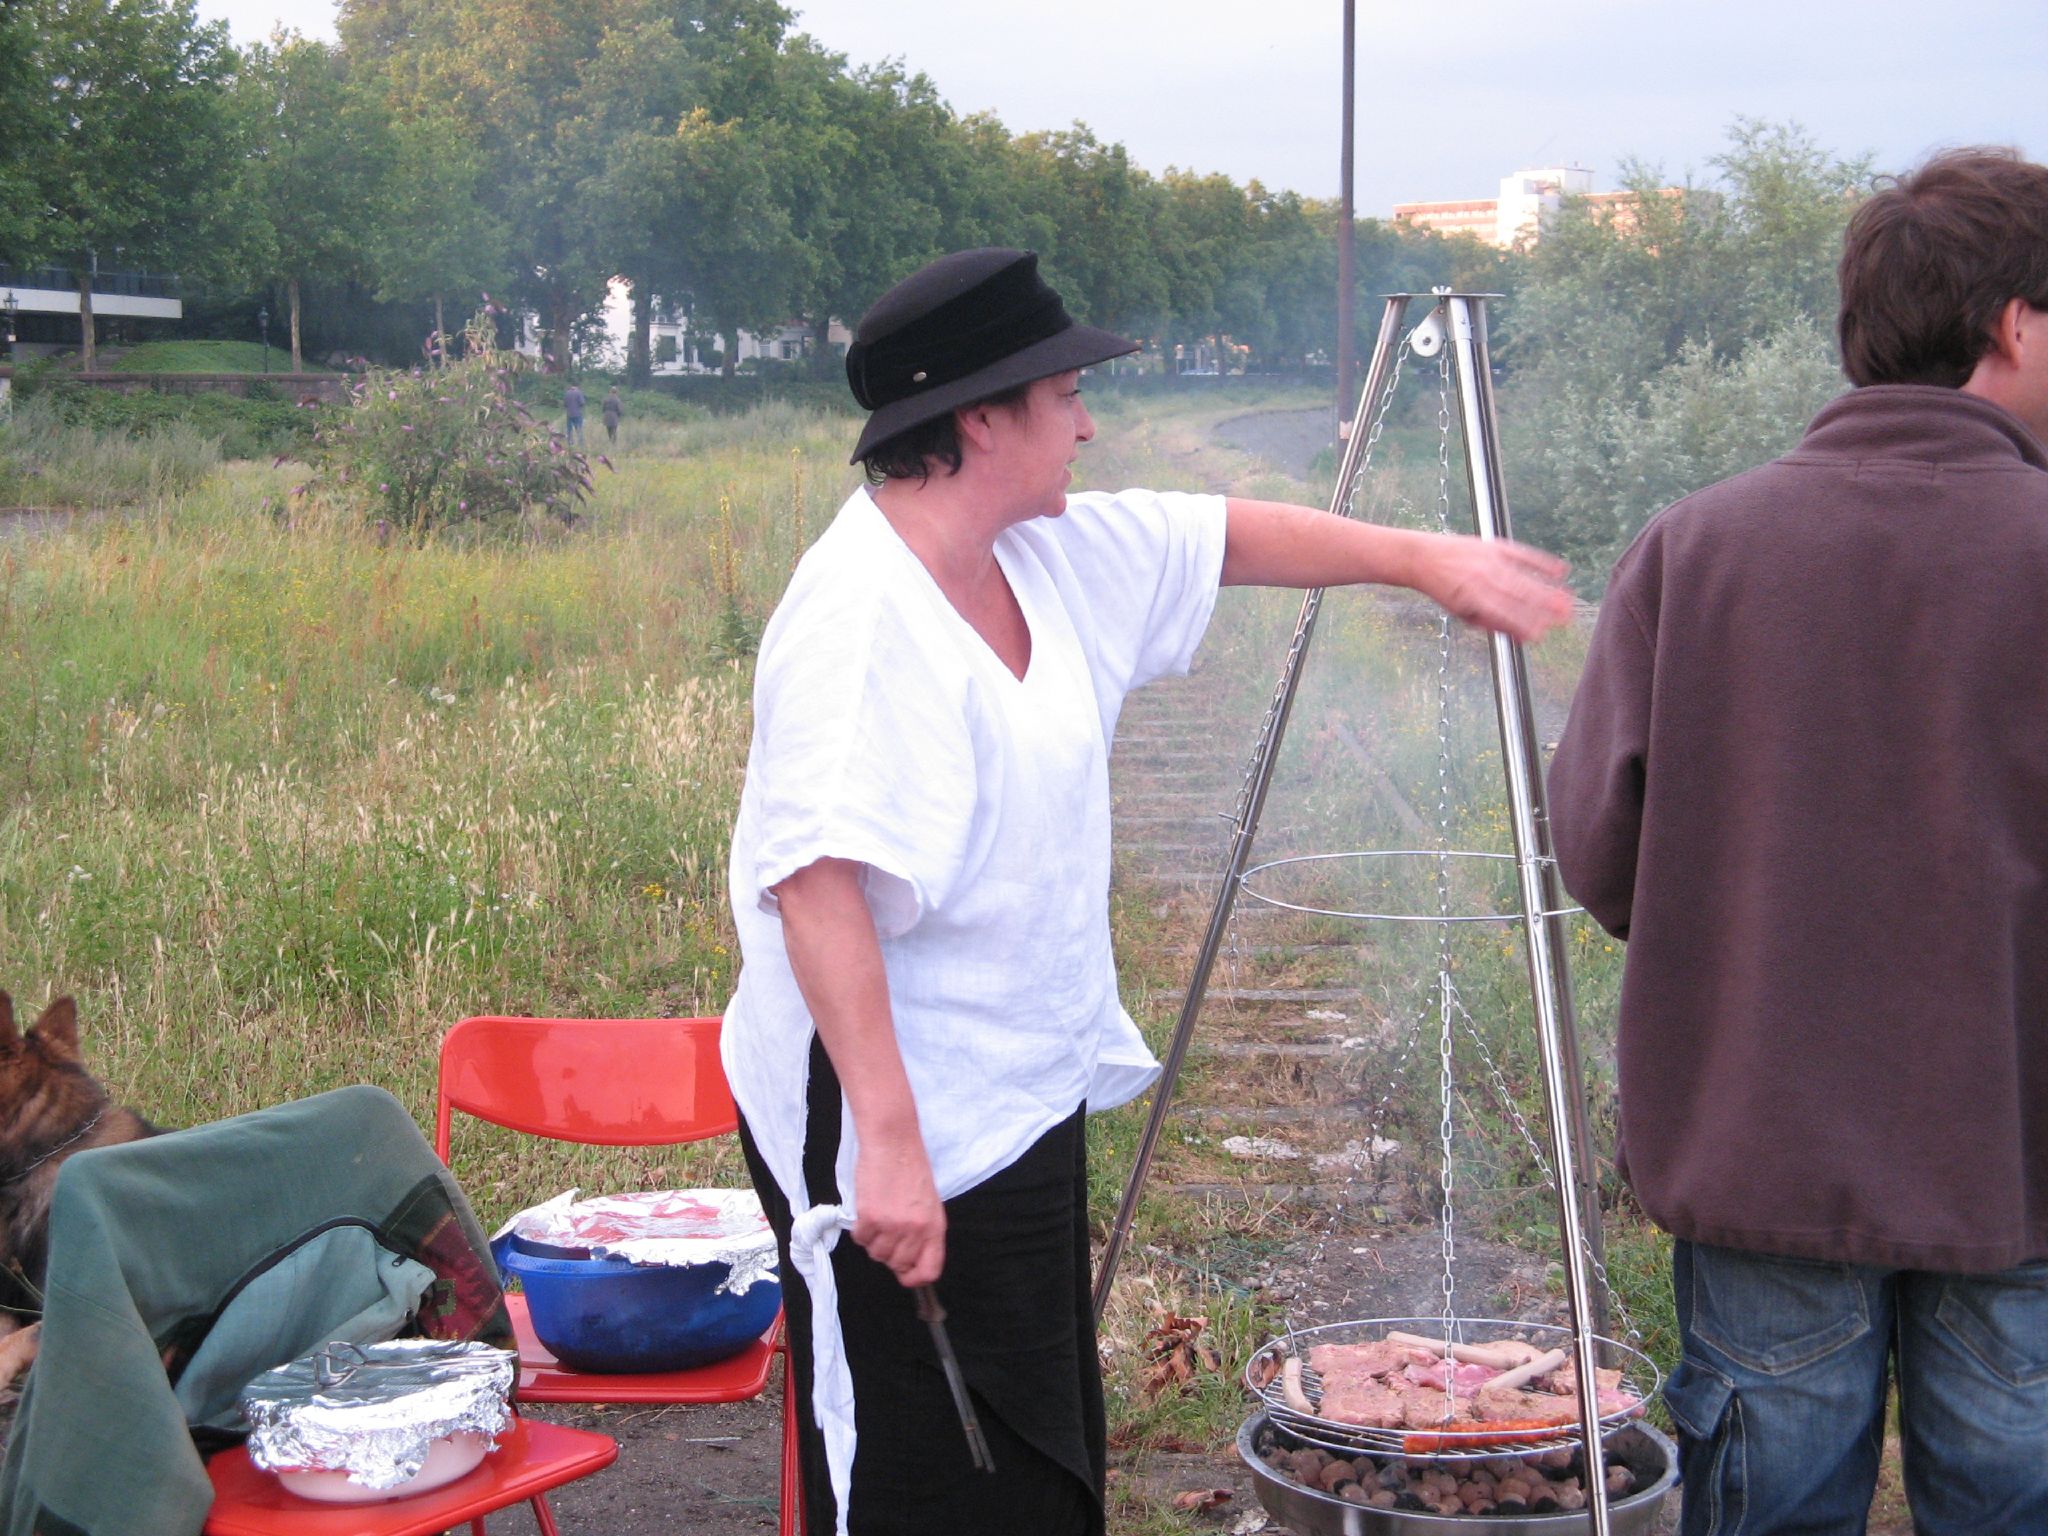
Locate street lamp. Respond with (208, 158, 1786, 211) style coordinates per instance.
(257, 306, 270, 373)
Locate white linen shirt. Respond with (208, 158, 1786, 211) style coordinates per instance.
(721, 482, 1226, 1528)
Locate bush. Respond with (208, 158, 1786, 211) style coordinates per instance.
(1512, 317, 1846, 583)
(306, 312, 604, 540)
(24, 379, 313, 460)
(0, 391, 223, 507)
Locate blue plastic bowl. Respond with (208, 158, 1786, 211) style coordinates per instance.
(495, 1238, 781, 1374)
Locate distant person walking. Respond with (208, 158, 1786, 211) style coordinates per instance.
(603, 387, 622, 445)
(563, 381, 586, 445)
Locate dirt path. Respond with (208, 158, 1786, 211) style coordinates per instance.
(1211, 408, 1334, 485)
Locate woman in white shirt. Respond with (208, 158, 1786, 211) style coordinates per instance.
(723, 249, 1570, 1536)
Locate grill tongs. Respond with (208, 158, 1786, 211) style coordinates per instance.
(915, 1284, 995, 1472)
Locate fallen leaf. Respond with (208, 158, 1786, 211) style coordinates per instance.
(1170, 1488, 1233, 1512)
(1138, 1311, 1219, 1403)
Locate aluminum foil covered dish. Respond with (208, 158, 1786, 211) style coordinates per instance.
(241, 1338, 515, 1496)
(501, 1188, 778, 1294)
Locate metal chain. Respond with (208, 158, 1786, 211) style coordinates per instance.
(1269, 339, 1419, 1317)
(1443, 987, 1641, 1344)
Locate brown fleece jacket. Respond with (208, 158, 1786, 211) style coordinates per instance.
(1549, 385, 2048, 1272)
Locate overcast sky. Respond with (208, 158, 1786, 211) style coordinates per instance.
(198, 0, 2047, 214)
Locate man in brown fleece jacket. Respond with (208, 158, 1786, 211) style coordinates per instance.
(1549, 149, 2048, 1536)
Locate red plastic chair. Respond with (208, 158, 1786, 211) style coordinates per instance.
(435, 1015, 801, 1536)
(205, 1414, 617, 1536)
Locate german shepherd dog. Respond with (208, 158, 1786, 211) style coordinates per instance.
(0, 992, 158, 1396)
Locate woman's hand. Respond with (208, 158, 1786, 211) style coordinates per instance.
(1414, 532, 1573, 643)
(851, 1128, 947, 1286)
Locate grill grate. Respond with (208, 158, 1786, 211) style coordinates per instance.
(1246, 1317, 1662, 1465)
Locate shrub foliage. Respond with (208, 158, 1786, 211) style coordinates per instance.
(308, 312, 603, 539)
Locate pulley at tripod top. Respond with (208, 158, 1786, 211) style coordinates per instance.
(1407, 307, 1446, 359)
(1397, 291, 1502, 359)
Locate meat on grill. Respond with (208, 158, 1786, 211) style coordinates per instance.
(1301, 1336, 1638, 1431)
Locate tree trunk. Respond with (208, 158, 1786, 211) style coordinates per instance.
(434, 294, 446, 366)
(628, 277, 652, 388)
(721, 325, 738, 380)
(77, 270, 96, 374)
(548, 292, 577, 374)
(289, 276, 303, 374)
(810, 314, 834, 380)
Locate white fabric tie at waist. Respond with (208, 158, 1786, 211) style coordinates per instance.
(791, 1201, 857, 1535)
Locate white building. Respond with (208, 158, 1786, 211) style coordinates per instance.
(1491, 166, 1595, 247)
(1393, 166, 1605, 250)
(1, 263, 183, 357)
(595, 279, 850, 374)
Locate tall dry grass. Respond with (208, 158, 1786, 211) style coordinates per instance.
(0, 407, 864, 1214)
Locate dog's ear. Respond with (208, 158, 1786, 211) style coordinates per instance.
(29, 997, 80, 1061)
(0, 992, 18, 1054)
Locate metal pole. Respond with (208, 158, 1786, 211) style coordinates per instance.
(1335, 0, 1356, 433)
(1444, 294, 1612, 1536)
(1093, 295, 1412, 1322)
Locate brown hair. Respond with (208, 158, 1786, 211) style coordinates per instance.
(1838, 148, 2048, 388)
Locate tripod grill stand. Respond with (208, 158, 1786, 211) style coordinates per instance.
(1094, 293, 1623, 1534)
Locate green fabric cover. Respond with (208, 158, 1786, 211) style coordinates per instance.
(172, 1225, 435, 1431)
(0, 1084, 510, 1536)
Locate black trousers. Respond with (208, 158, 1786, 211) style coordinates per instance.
(739, 1039, 1104, 1536)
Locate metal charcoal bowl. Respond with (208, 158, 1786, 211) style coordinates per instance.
(1239, 1412, 1677, 1536)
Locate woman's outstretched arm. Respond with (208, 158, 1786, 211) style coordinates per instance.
(1219, 497, 1573, 642)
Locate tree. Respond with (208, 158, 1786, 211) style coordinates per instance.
(0, 3, 57, 263)
(1499, 120, 1873, 583)
(369, 109, 511, 365)
(563, 7, 815, 380)
(1008, 128, 1169, 335)
(1713, 118, 1872, 329)
(1515, 318, 1845, 577)
(662, 109, 806, 376)
(771, 52, 981, 376)
(341, 0, 615, 371)
(24, 0, 245, 371)
(236, 35, 393, 371)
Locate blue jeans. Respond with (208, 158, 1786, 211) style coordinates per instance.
(565, 415, 584, 445)
(1665, 1240, 2048, 1535)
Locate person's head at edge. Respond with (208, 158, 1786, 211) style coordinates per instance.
(844, 249, 1139, 516)
(1839, 147, 2048, 438)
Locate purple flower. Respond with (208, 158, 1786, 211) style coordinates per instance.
(459, 500, 468, 511)
(401, 424, 414, 432)
(387, 389, 398, 400)
(271, 454, 288, 469)
(379, 483, 389, 492)
(597, 454, 614, 471)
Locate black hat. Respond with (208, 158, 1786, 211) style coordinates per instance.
(844, 249, 1138, 464)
